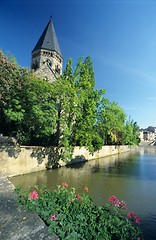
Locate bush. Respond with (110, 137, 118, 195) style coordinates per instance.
(15, 183, 143, 240)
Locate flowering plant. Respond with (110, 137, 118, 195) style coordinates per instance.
(15, 183, 143, 239)
(29, 190, 39, 200)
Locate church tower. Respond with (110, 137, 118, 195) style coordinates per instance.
(31, 17, 63, 82)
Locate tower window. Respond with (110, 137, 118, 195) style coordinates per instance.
(32, 61, 39, 70)
(55, 65, 60, 74)
(46, 59, 52, 67)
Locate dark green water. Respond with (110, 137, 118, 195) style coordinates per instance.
(10, 147, 156, 240)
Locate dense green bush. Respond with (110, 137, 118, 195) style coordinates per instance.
(15, 183, 143, 240)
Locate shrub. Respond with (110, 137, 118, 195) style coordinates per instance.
(15, 183, 143, 240)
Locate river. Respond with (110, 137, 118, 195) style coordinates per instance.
(10, 146, 156, 240)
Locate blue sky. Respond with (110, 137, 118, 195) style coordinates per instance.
(1, 0, 156, 128)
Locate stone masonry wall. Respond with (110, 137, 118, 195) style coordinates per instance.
(0, 136, 138, 177)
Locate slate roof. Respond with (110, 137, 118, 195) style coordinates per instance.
(32, 17, 62, 57)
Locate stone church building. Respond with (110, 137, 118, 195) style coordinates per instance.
(31, 17, 63, 82)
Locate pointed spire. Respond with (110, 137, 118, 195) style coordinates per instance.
(32, 18, 62, 57)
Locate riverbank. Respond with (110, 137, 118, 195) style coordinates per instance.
(0, 136, 138, 177)
(0, 172, 59, 240)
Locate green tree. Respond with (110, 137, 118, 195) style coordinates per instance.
(71, 57, 105, 152)
(0, 50, 28, 136)
(97, 100, 127, 145)
(0, 50, 57, 145)
(122, 119, 140, 145)
(17, 76, 57, 145)
(53, 57, 105, 160)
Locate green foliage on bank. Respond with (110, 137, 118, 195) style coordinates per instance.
(0, 50, 140, 161)
(15, 183, 143, 240)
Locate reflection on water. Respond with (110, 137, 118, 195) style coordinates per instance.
(140, 146, 156, 155)
(10, 147, 156, 240)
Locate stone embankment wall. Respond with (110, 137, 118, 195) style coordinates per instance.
(0, 136, 138, 177)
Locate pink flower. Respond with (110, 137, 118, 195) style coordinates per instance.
(128, 211, 133, 218)
(61, 182, 68, 187)
(84, 186, 89, 192)
(108, 195, 120, 207)
(108, 196, 127, 209)
(128, 211, 140, 225)
(115, 200, 121, 207)
(50, 213, 57, 221)
(108, 195, 118, 203)
(135, 216, 141, 225)
(120, 200, 127, 209)
(76, 194, 81, 201)
(29, 190, 39, 200)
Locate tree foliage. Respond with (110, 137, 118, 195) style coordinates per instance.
(55, 57, 105, 153)
(0, 50, 140, 162)
(97, 100, 127, 145)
